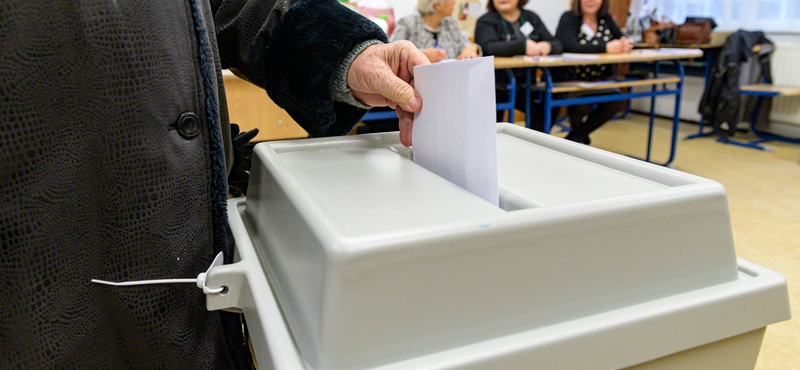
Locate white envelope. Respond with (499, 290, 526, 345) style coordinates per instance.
(411, 56, 499, 206)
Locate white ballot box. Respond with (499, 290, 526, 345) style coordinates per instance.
(209, 123, 790, 370)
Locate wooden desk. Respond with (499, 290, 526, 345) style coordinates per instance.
(493, 50, 702, 166)
(222, 70, 308, 142)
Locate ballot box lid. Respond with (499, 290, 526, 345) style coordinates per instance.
(238, 124, 769, 370)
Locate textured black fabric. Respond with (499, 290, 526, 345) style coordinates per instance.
(0, 0, 232, 368)
(261, 0, 388, 137)
(698, 30, 773, 137)
(0, 0, 374, 368)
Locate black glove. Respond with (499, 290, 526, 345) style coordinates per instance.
(228, 123, 259, 197)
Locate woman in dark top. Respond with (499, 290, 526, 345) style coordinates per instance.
(555, 0, 633, 144)
(475, 0, 563, 132)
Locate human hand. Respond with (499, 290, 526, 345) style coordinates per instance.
(456, 44, 480, 60)
(421, 47, 448, 63)
(619, 37, 634, 53)
(525, 39, 543, 56)
(348, 41, 430, 147)
(605, 39, 624, 54)
(537, 41, 552, 56)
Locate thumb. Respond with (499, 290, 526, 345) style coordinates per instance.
(370, 66, 423, 113)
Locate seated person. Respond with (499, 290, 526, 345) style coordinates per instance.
(475, 0, 563, 131)
(390, 0, 482, 62)
(361, 0, 482, 134)
(555, 0, 633, 144)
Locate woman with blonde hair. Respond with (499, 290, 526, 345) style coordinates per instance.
(390, 0, 481, 62)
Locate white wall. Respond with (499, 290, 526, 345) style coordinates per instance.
(524, 0, 570, 34)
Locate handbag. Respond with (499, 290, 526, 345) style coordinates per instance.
(643, 18, 678, 47)
(675, 20, 713, 45)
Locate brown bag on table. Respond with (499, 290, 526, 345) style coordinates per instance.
(643, 19, 678, 47)
(675, 20, 713, 45)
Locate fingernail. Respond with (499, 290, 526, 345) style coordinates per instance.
(409, 96, 421, 110)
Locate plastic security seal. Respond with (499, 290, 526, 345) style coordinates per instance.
(91, 252, 226, 294)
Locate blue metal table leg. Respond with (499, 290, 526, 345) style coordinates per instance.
(543, 68, 553, 134)
(525, 68, 532, 129)
(646, 61, 659, 162)
(663, 60, 685, 167)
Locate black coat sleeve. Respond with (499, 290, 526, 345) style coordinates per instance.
(556, 11, 606, 53)
(212, 0, 388, 137)
(474, 13, 527, 57)
(526, 11, 563, 55)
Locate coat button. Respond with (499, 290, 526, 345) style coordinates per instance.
(176, 112, 201, 139)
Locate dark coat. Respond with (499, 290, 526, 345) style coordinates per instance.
(475, 10, 563, 91)
(0, 0, 385, 368)
(475, 10, 563, 57)
(698, 30, 773, 136)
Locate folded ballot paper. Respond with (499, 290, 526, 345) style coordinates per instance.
(411, 56, 498, 206)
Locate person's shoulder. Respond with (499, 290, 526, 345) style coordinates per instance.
(442, 16, 459, 28)
(476, 11, 501, 24)
(522, 9, 543, 21)
(558, 11, 578, 23)
(397, 12, 423, 26)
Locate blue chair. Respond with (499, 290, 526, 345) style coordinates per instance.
(496, 69, 516, 123)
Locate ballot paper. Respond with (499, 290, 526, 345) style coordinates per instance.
(411, 56, 499, 206)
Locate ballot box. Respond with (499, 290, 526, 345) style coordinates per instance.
(209, 123, 790, 370)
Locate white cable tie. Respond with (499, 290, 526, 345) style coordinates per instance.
(91, 252, 226, 295)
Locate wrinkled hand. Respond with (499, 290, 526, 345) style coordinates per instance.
(348, 41, 430, 147)
(456, 44, 480, 60)
(421, 47, 448, 63)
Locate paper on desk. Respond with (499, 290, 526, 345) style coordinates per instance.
(412, 56, 499, 206)
(632, 48, 702, 55)
(561, 53, 601, 60)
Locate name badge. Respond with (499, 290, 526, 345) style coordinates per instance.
(580, 23, 596, 39)
(520, 22, 534, 38)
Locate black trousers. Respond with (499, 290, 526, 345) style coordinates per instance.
(564, 95, 627, 143)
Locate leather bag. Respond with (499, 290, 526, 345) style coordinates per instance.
(643, 19, 678, 47)
(675, 20, 712, 45)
